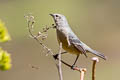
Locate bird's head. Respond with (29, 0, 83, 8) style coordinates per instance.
(49, 13, 69, 27)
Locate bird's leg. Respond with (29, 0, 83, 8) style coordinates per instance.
(71, 55, 79, 69)
(53, 51, 67, 60)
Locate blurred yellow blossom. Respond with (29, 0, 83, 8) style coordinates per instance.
(0, 20, 11, 42)
(0, 48, 12, 71)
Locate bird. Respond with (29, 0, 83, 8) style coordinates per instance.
(50, 13, 106, 68)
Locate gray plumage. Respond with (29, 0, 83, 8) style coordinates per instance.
(50, 13, 106, 61)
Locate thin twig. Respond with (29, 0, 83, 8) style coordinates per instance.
(92, 57, 99, 80)
(55, 57, 86, 80)
(79, 68, 86, 80)
(56, 43, 63, 80)
(25, 14, 55, 55)
(71, 66, 86, 80)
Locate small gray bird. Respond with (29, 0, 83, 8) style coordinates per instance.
(50, 13, 106, 68)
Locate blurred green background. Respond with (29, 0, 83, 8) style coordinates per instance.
(0, 0, 120, 80)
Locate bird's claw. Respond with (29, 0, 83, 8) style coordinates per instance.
(71, 65, 76, 70)
(53, 54, 59, 60)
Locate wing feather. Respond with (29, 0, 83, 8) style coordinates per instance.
(69, 36, 87, 57)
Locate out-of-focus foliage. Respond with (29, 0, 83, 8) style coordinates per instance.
(0, 48, 11, 71)
(0, 20, 11, 42)
(0, 20, 11, 71)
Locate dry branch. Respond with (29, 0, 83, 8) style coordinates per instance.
(24, 14, 55, 56)
(92, 57, 99, 80)
(56, 43, 63, 80)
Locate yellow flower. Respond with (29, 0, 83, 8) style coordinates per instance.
(0, 20, 11, 42)
(0, 48, 12, 71)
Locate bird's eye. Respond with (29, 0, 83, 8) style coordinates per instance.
(55, 15, 59, 17)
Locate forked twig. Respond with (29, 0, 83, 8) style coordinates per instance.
(55, 56, 86, 80)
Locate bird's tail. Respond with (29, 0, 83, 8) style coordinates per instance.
(88, 49, 107, 60)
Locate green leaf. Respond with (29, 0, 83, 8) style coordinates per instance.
(0, 48, 12, 71)
(0, 20, 11, 42)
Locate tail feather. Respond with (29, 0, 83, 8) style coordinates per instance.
(88, 49, 107, 60)
(80, 41, 107, 60)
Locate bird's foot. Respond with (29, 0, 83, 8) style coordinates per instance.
(71, 65, 76, 70)
(53, 54, 59, 60)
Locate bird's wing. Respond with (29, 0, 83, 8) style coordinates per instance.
(69, 36, 87, 57)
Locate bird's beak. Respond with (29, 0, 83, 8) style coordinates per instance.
(49, 14, 54, 17)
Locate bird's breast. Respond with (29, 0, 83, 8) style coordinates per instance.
(56, 29, 81, 55)
(56, 29, 68, 46)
